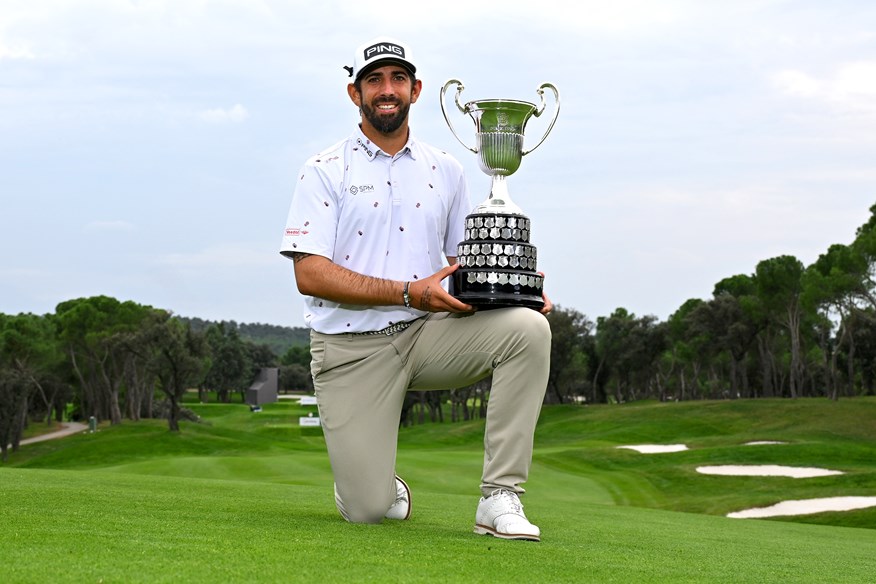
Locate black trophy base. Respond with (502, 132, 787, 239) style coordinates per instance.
(452, 269, 545, 310)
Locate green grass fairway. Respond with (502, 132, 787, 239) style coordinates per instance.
(2, 398, 876, 582)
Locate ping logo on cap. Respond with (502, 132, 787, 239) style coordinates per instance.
(364, 42, 405, 61)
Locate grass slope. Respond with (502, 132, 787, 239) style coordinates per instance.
(2, 398, 876, 582)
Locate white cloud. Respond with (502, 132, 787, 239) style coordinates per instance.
(0, 41, 35, 60)
(773, 69, 821, 98)
(773, 61, 876, 116)
(834, 61, 876, 99)
(340, 0, 686, 32)
(198, 104, 250, 124)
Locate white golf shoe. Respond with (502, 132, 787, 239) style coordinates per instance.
(333, 475, 411, 521)
(473, 489, 540, 541)
(384, 475, 412, 520)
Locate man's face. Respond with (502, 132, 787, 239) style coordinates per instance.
(351, 64, 421, 135)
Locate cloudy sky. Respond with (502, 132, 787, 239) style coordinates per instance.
(2, 0, 875, 328)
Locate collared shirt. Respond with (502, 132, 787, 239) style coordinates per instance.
(280, 126, 470, 334)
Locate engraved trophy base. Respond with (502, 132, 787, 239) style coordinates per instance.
(453, 208, 544, 310)
(452, 270, 545, 309)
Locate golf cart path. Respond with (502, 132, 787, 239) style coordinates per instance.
(18, 422, 88, 446)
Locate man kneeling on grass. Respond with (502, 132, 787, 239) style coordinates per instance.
(279, 36, 551, 541)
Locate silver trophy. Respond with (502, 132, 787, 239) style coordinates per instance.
(441, 79, 560, 308)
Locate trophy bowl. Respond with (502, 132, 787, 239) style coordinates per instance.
(440, 80, 560, 308)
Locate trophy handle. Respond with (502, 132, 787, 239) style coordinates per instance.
(522, 82, 560, 156)
(440, 79, 478, 154)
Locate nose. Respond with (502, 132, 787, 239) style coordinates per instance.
(378, 78, 395, 96)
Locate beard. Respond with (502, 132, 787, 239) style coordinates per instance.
(361, 99, 411, 134)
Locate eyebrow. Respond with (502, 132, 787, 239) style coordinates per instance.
(365, 68, 410, 80)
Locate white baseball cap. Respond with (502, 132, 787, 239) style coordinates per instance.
(345, 36, 417, 81)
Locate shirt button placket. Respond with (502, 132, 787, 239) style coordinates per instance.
(388, 161, 399, 204)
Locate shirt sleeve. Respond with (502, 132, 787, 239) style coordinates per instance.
(280, 159, 340, 261)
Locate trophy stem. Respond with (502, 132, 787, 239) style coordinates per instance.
(474, 175, 524, 215)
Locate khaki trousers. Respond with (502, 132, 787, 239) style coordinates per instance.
(309, 307, 551, 523)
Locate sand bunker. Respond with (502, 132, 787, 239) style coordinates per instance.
(696, 465, 843, 478)
(617, 444, 689, 454)
(617, 443, 873, 518)
(728, 496, 876, 518)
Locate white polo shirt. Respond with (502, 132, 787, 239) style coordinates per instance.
(280, 127, 470, 334)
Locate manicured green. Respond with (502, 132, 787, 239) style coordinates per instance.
(2, 397, 876, 582)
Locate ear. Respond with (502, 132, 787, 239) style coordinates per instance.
(347, 83, 361, 107)
(410, 79, 423, 104)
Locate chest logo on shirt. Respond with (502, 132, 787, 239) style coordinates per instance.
(349, 184, 375, 195)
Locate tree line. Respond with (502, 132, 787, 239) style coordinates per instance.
(3, 204, 876, 458)
(544, 204, 876, 405)
(180, 316, 309, 356)
(0, 299, 315, 461)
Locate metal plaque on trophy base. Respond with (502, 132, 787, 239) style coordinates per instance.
(440, 79, 560, 308)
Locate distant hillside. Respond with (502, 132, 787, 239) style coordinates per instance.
(179, 317, 309, 356)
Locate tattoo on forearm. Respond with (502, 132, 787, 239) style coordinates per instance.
(291, 252, 312, 264)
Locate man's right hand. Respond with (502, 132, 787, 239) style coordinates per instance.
(408, 263, 475, 313)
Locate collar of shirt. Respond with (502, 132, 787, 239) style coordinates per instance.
(354, 125, 418, 162)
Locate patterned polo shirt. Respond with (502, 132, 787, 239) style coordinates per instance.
(280, 126, 470, 334)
